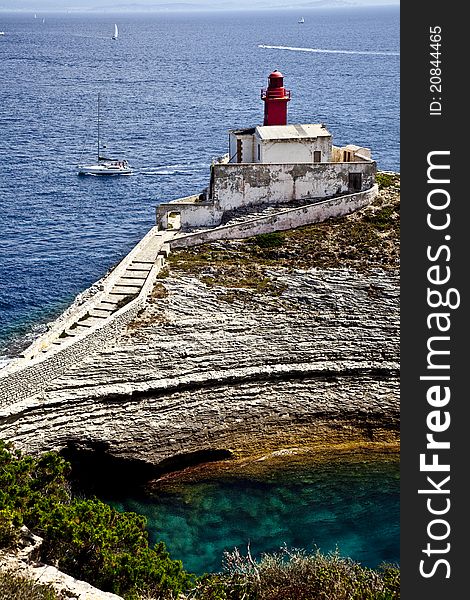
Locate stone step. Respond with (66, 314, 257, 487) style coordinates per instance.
(90, 306, 114, 314)
(115, 281, 143, 290)
(137, 253, 158, 262)
(108, 291, 133, 297)
(125, 263, 153, 273)
(120, 275, 148, 281)
(88, 311, 109, 319)
(109, 289, 139, 298)
(76, 316, 106, 328)
(74, 321, 93, 329)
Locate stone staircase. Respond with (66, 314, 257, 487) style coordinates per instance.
(40, 235, 171, 355)
(5, 228, 174, 362)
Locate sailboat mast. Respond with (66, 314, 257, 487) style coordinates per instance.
(97, 93, 100, 161)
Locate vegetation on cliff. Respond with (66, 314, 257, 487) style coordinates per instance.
(167, 173, 399, 298)
(0, 440, 192, 599)
(191, 546, 399, 600)
(0, 571, 60, 600)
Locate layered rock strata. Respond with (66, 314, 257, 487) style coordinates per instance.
(0, 178, 400, 474)
(0, 267, 399, 466)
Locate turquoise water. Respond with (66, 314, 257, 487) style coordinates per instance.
(109, 455, 399, 575)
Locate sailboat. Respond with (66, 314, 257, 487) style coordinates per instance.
(112, 24, 118, 40)
(298, 17, 305, 24)
(78, 94, 132, 176)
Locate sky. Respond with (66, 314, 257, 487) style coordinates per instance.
(0, 0, 399, 12)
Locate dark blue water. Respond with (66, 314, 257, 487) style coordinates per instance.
(110, 454, 399, 574)
(0, 6, 399, 361)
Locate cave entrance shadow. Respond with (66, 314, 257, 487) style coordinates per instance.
(60, 441, 233, 499)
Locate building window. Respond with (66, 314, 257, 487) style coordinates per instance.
(313, 151, 321, 163)
(257, 144, 261, 161)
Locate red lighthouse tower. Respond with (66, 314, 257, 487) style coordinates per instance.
(261, 69, 291, 126)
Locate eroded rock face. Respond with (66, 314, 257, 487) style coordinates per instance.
(0, 266, 399, 473)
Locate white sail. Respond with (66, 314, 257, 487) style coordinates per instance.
(112, 24, 118, 39)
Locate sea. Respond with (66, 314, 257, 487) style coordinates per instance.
(109, 453, 400, 574)
(0, 5, 400, 574)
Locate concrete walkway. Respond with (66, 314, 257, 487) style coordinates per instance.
(50, 235, 170, 348)
(4, 229, 174, 367)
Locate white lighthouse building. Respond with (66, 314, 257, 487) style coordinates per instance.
(157, 70, 376, 232)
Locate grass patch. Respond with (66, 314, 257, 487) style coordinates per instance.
(189, 546, 399, 600)
(246, 232, 285, 248)
(150, 283, 168, 300)
(156, 266, 170, 279)
(364, 205, 399, 230)
(375, 172, 399, 190)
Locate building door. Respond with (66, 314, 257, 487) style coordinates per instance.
(348, 173, 362, 192)
(313, 150, 321, 163)
(237, 139, 243, 163)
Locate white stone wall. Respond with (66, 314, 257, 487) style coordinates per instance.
(212, 161, 376, 211)
(171, 185, 378, 249)
(256, 135, 332, 164)
(157, 201, 223, 229)
(229, 132, 255, 163)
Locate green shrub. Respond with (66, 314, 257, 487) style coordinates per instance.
(247, 232, 285, 248)
(375, 172, 399, 190)
(0, 441, 192, 600)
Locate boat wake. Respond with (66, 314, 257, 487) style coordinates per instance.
(139, 163, 209, 177)
(258, 44, 399, 56)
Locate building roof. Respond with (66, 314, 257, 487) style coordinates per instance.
(255, 123, 331, 141)
(229, 127, 256, 136)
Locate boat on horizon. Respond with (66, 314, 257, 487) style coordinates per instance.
(112, 24, 118, 40)
(77, 94, 132, 176)
(298, 17, 305, 24)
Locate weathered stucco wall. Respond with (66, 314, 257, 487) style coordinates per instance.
(170, 185, 378, 249)
(156, 201, 223, 230)
(212, 161, 376, 211)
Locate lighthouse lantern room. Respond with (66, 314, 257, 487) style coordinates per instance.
(261, 69, 291, 126)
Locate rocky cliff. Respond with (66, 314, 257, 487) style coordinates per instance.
(0, 175, 400, 482)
